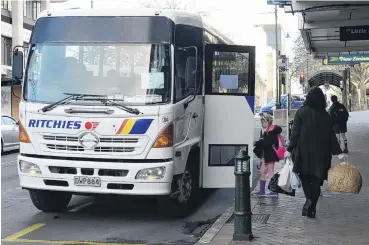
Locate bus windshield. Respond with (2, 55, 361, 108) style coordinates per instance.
(24, 43, 171, 105)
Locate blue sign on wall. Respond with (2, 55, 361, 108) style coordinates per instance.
(326, 55, 369, 65)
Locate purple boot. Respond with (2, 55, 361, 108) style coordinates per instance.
(266, 191, 278, 197)
(252, 180, 266, 196)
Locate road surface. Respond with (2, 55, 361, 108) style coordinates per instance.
(1, 123, 263, 245)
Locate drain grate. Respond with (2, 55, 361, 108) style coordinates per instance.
(227, 214, 270, 224)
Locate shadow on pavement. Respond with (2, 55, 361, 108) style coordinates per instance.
(64, 188, 217, 221)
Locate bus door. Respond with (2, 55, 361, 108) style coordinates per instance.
(202, 44, 255, 188)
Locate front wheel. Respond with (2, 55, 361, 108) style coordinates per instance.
(29, 189, 72, 212)
(157, 169, 197, 218)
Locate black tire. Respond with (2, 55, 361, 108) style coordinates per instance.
(157, 149, 200, 218)
(29, 189, 72, 212)
(1, 139, 4, 155)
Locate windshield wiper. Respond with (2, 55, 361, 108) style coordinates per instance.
(41, 93, 141, 115)
(40, 93, 105, 113)
(102, 99, 141, 115)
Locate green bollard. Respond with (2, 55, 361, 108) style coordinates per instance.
(233, 149, 253, 241)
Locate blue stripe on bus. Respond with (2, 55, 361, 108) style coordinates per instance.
(245, 96, 255, 113)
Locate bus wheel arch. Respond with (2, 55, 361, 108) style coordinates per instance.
(157, 144, 200, 217)
(185, 144, 201, 188)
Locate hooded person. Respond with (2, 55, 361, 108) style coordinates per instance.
(252, 114, 283, 197)
(329, 95, 349, 153)
(285, 86, 345, 218)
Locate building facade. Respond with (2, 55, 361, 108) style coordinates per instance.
(1, 0, 66, 119)
(252, 23, 286, 104)
(257, 23, 286, 56)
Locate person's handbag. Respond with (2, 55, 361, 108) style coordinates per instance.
(328, 161, 362, 194)
(278, 158, 293, 192)
(272, 135, 286, 160)
(253, 145, 262, 159)
(291, 172, 302, 190)
(268, 173, 295, 196)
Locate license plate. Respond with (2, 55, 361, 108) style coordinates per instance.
(74, 176, 101, 187)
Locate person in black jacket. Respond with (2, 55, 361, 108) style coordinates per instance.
(252, 114, 282, 197)
(285, 87, 344, 218)
(329, 95, 349, 153)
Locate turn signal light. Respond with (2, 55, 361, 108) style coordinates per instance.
(19, 121, 31, 143)
(153, 123, 173, 148)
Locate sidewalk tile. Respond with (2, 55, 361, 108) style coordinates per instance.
(208, 111, 369, 245)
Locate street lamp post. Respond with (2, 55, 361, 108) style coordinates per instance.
(275, 5, 280, 109)
(233, 149, 253, 241)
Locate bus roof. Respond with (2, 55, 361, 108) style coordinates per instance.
(38, 8, 235, 44)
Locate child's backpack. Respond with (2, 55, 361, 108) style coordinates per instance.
(332, 104, 349, 123)
(272, 135, 286, 160)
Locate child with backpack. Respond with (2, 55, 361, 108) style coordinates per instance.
(252, 114, 284, 197)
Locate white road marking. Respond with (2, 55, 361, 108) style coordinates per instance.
(69, 201, 95, 212)
(2, 160, 16, 165)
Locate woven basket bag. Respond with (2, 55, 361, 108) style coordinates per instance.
(328, 162, 362, 194)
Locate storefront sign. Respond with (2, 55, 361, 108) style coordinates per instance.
(326, 55, 369, 65)
(340, 25, 369, 41)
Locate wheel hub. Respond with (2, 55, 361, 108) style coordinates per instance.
(177, 171, 192, 203)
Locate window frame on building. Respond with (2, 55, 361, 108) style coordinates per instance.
(24, 0, 41, 20)
(1, 36, 12, 66)
(1, 0, 12, 11)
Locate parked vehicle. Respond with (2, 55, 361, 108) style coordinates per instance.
(1, 115, 20, 154)
(11, 8, 256, 217)
(259, 94, 306, 116)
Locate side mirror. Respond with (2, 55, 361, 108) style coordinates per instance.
(12, 48, 24, 81)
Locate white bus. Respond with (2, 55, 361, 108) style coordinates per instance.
(12, 8, 256, 217)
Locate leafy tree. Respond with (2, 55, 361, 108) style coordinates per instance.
(350, 63, 369, 110)
(139, 0, 189, 9)
(138, 0, 210, 16)
(290, 35, 345, 86)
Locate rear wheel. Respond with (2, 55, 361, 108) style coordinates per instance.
(1, 139, 4, 155)
(157, 150, 199, 218)
(29, 189, 72, 212)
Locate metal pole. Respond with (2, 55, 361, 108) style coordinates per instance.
(306, 56, 309, 93)
(233, 151, 253, 241)
(348, 67, 352, 111)
(286, 72, 291, 140)
(91, 0, 94, 9)
(275, 5, 280, 109)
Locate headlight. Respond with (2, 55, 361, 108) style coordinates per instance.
(19, 161, 42, 175)
(271, 106, 276, 110)
(135, 167, 166, 180)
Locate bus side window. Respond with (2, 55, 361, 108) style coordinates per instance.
(174, 24, 203, 102)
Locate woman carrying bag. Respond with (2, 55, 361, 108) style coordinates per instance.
(284, 87, 345, 219)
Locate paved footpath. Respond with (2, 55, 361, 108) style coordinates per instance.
(200, 111, 369, 245)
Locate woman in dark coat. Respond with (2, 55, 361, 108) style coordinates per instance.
(285, 87, 344, 218)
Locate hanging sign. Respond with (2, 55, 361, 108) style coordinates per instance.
(340, 25, 369, 41)
(326, 55, 369, 65)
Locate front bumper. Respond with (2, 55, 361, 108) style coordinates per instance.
(17, 155, 173, 196)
